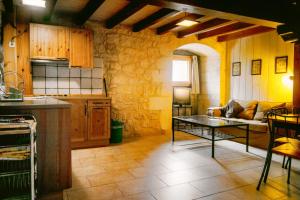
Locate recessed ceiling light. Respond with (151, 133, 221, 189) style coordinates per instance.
(176, 20, 198, 27)
(22, 0, 46, 8)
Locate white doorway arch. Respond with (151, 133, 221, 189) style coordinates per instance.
(175, 43, 221, 114)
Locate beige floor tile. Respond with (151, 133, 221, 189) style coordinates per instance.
(128, 165, 170, 178)
(190, 174, 248, 195)
(227, 184, 274, 200)
(103, 160, 142, 171)
(67, 175, 91, 191)
(195, 192, 241, 200)
(72, 149, 96, 159)
(116, 192, 156, 200)
(117, 176, 167, 195)
(64, 134, 300, 200)
(66, 184, 123, 200)
(151, 183, 204, 200)
(63, 190, 69, 200)
(157, 170, 199, 185)
(72, 165, 106, 176)
(87, 170, 135, 187)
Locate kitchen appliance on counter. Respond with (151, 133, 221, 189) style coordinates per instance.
(0, 115, 37, 199)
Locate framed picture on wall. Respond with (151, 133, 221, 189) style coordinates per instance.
(275, 56, 288, 74)
(251, 59, 262, 75)
(232, 62, 241, 76)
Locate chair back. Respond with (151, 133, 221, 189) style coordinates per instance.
(267, 108, 300, 142)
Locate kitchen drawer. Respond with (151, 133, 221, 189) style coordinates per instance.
(88, 100, 111, 107)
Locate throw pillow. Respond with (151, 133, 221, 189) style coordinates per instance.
(225, 100, 244, 118)
(254, 102, 286, 121)
(237, 103, 258, 120)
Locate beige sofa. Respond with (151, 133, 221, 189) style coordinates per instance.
(207, 100, 291, 149)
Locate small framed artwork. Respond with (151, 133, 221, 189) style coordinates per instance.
(232, 62, 241, 76)
(251, 59, 262, 75)
(275, 56, 288, 74)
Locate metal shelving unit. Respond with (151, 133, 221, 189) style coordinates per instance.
(0, 115, 37, 200)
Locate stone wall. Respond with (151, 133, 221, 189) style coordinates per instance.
(86, 21, 226, 137)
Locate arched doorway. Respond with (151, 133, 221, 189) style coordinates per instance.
(173, 43, 221, 114)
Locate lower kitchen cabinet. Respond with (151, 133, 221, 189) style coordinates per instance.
(65, 98, 111, 149)
(68, 99, 87, 144)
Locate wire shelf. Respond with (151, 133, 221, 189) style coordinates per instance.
(0, 171, 31, 199)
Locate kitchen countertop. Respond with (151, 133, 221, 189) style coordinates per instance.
(0, 96, 70, 109)
(54, 95, 111, 100)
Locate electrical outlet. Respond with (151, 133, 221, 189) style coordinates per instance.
(9, 41, 15, 48)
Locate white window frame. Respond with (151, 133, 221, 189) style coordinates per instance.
(172, 56, 191, 87)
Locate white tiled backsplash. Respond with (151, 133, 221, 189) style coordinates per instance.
(32, 58, 103, 95)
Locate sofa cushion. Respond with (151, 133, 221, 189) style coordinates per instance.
(237, 101, 258, 120)
(219, 117, 268, 132)
(224, 100, 244, 118)
(253, 102, 286, 120)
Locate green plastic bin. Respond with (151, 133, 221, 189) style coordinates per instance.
(110, 120, 124, 143)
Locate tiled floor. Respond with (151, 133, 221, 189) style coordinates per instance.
(64, 132, 300, 200)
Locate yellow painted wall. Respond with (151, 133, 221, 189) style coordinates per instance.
(226, 31, 294, 103)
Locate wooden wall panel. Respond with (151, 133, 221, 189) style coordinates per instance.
(226, 31, 294, 103)
(3, 24, 17, 88)
(16, 24, 32, 95)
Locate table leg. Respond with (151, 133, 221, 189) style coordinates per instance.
(212, 128, 215, 158)
(246, 124, 249, 152)
(177, 108, 180, 129)
(172, 118, 175, 143)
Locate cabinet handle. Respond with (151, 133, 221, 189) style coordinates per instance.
(85, 104, 87, 116)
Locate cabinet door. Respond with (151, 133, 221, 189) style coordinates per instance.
(88, 106, 110, 141)
(57, 26, 70, 59)
(70, 28, 94, 68)
(67, 99, 87, 143)
(30, 23, 70, 59)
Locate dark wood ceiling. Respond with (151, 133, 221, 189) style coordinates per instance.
(3, 0, 300, 42)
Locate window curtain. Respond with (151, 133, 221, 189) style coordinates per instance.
(191, 56, 200, 94)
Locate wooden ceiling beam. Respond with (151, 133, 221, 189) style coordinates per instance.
(217, 26, 275, 42)
(177, 18, 231, 38)
(75, 0, 105, 25)
(197, 22, 254, 40)
(2, 0, 14, 26)
(156, 13, 204, 35)
(132, 8, 177, 32)
(145, 0, 287, 28)
(43, 0, 58, 22)
(105, 1, 148, 29)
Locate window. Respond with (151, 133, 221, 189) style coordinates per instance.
(172, 58, 191, 84)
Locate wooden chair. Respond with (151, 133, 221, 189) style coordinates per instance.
(257, 111, 300, 190)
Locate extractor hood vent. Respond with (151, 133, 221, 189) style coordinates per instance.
(30, 58, 69, 65)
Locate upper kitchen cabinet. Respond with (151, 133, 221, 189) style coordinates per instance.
(30, 23, 70, 60)
(70, 28, 94, 68)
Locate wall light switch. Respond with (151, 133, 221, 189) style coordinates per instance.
(9, 41, 15, 48)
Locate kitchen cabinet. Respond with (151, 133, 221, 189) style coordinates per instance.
(30, 23, 70, 60)
(87, 100, 111, 141)
(69, 28, 94, 68)
(68, 99, 87, 144)
(64, 98, 111, 149)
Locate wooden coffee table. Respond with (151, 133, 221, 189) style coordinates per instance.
(172, 115, 249, 158)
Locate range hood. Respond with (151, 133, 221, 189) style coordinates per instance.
(31, 58, 69, 65)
